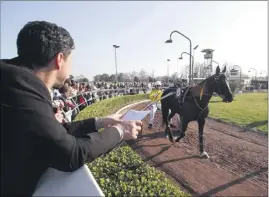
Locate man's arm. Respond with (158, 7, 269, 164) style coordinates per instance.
(62, 117, 104, 137)
(35, 113, 123, 172)
(149, 90, 155, 101)
(156, 90, 162, 101)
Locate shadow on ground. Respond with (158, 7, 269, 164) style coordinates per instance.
(196, 168, 268, 197)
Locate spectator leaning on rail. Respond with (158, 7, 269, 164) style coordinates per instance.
(0, 21, 142, 196)
(148, 81, 163, 129)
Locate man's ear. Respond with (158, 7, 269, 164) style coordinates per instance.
(55, 53, 65, 70)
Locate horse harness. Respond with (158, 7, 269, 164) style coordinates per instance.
(177, 82, 209, 120)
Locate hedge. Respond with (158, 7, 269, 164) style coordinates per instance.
(75, 94, 189, 197)
(75, 94, 149, 121)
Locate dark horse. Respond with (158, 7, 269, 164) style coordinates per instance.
(161, 66, 233, 159)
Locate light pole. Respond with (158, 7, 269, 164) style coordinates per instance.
(192, 45, 199, 81)
(113, 45, 120, 82)
(248, 68, 257, 88)
(165, 30, 192, 85)
(233, 65, 242, 90)
(179, 52, 194, 83)
(180, 51, 194, 60)
(167, 59, 170, 83)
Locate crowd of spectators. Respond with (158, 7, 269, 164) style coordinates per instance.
(50, 78, 159, 123)
(50, 77, 188, 123)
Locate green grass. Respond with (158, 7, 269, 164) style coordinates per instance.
(75, 94, 149, 121)
(209, 93, 268, 133)
(75, 94, 188, 197)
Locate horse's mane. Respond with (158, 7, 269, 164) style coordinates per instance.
(188, 74, 216, 98)
(197, 74, 215, 86)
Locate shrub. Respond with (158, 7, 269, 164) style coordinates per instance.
(89, 144, 188, 197)
(75, 94, 189, 197)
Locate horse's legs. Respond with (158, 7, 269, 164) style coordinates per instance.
(198, 118, 209, 159)
(168, 110, 176, 128)
(162, 108, 174, 142)
(165, 110, 175, 142)
(175, 116, 188, 142)
(161, 106, 170, 137)
(161, 105, 169, 127)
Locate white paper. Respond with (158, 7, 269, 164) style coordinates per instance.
(122, 109, 150, 121)
(33, 165, 104, 197)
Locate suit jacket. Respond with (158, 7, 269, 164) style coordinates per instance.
(0, 58, 122, 196)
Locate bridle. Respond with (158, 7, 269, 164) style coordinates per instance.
(191, 74, 223, 118)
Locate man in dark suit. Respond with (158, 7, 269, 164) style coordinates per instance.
(1, 21, 142, 196)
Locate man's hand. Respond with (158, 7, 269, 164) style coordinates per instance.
(102, 113, 123, 128)
(114, 120, 143, 140)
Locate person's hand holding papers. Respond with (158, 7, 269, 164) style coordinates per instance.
(114, 120, 143, 140)
(96, 113, 143, 140)
(102, 113, 123, 128)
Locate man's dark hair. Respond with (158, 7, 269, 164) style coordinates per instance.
(16, 21, 75, 70)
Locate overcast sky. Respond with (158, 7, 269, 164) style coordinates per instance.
(1, 1, 267, 80)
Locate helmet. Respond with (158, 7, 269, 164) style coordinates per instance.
(155, 81, 162, 86)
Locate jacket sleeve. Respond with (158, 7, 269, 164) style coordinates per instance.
(156, 90, 162, 101)
(33, 111, 123, 172)
(149, 90, 155, 101)
(63, 117, 105, 137)
(63, 118, 98, 137)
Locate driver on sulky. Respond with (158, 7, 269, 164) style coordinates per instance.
(148, 81, 162, 129)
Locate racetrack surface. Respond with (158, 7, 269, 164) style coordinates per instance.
(127, 102, 268, 197)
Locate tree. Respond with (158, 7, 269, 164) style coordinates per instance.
(118, 73, 125, 82)
(121, 73, 130, 82)
(82, 78, 89, 83)
(130, 71, 138, 82)
(109, 74, 116, 82)
(171, 72, 178, 82)
(138, 69, 148, 82)
(148, 76, 155, 82)
(181, 65, 189, 79)
(101, 73, 110, 82)
(93, 74, 101, 82)
(155, 76, 163, 82)
(133, 76, 139, 82)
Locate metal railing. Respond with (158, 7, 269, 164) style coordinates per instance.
(56, 87, 160, 122)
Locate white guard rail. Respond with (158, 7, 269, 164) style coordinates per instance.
(33, 165, 104, 196)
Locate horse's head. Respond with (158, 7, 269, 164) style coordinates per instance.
(213, 66, 233, 103)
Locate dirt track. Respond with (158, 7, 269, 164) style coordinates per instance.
(127, 102, 268, 196)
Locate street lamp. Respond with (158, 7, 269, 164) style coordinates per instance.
(248, 68, 257, 88)
(113, 45, 120, 82)
(167, 59, 170, 83)
(179, 52, 194, 81)
(165, 30, 192, 85)
(192, 45, 199, 80)
(180, 52, 194, 60)
(233, 65, 242, 90)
